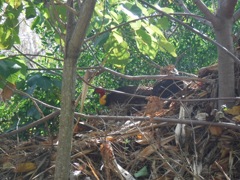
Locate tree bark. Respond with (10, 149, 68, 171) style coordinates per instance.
(54, 1, 96, 179)
(214, 19, 235, 107)
(213, 0, 237, 107)
(195, 0, 237, 107)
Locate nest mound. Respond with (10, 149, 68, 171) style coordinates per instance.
(1, 65, 240, 179)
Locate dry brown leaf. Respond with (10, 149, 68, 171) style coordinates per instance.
(233, 114, 240, 122)
(144, 96, 163, 118)
(137, 143, 159, 161)
(106, 136, 115, 142)
(14, 162, 37, 173)
(100, 141, 114, 167)
(224, 106, 240, 116)
(1, 83, 16, 101)
(209, 126, 223, 136)
(220, 147, 230, 159)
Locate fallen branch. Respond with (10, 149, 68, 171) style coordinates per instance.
(74, 113, 240, 130)
(1, 110, 240, 138)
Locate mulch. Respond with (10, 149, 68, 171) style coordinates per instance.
(1, 64, 240, 180)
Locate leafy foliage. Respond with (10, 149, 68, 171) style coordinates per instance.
(0, 0, 229, 138)
(0, 56, 27, 87)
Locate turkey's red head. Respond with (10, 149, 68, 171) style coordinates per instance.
(94, 88, 106, 97)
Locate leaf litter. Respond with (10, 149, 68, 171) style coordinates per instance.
(1, 65, 240, 179)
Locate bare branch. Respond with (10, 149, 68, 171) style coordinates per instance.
(176, 0, 211, 26)
(1, 110, 240, 139)
(13, 45, 62, 76)
(100, 66, 210, 82)
(14, 89, 60, 110)
(176, 0, 191, 13)
(0, 111, 60, 138)
(77, 114, 240, 131)
(193, 0, 216, 23)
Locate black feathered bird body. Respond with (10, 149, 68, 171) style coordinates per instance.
(95, 79, 184, 115)
(105, 85, 152, 107)
(152, 79, 184, 98)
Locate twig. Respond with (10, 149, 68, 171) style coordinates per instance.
(1, 105, 240, 138)
(98, 66, 212, 82)
(0, 111, 60, 138)
(75, 113, 240, 130)
(176, 0, 212, 26)
(214, 161, 231, 180)
(13, 46, 61, 76)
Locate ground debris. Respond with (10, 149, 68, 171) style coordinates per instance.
(1, 66, 240, 179)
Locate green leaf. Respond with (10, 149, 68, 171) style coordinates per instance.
(135, 1, 149, 16)
(135, 28, 158, 59)
(31, 16, 40, 29)
(26, 6, 36, 19)
(0, 26, 14, 49)
(0, 57, 27, 86)
(104, 34, 130, 66)
(6, 0, 22, 8)
(110, 11, 123, 24)
(157, 17, 170, 30)
(94, 32, 110, 46)
(36, 76, 53, 91)
(130, 4, 142, 16)
(27, 107, 41, 119)
(130, 21, 141, 30)
(27, 73, 58, 91)
(134, 166, 149, 178)
(146, 23, 164, 37)
(140, 23, 176, 57)
(112, 31, 123, 43)
(27, 74, 42, 87)
(158, 7, 174, 14)
(159, 40, 177, 57)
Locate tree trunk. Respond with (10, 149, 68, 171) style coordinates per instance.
(214, 12, 235, 107)
(193, 0, 237, 107)
(54, 1, 96, 179)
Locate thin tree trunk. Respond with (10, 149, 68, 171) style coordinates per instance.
(214, 14, 235, 107)
(54, 1, 96, 179)
(193, 0, 237, 107)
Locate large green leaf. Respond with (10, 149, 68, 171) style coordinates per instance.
(159, 39, 177, 57)
(155, 17, 170, 30)
(94, 32, 110, 47)
(141, 23, 177, 57)
(0, 26, 14, 50)
(135, 28, 158, 59)
(25, 5, 36, 19)
(36, 76, 53, 91)
(27, 73, 61, 91)
(0, 3, 22, 49)
(0, 57, 27, 86)
(104, 34, 130, 66)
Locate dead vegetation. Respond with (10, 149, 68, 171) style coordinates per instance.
(1, 66, 240, 180)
